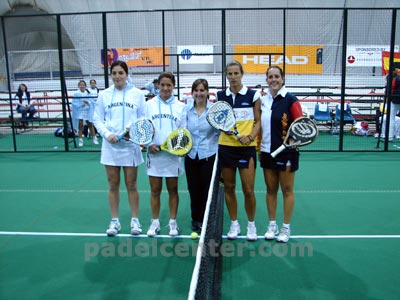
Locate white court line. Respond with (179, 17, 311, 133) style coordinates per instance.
(1, 189, 400, 193)
(223, 235, 400, 239)
(0, 231, 188, 239)
(0, 231, 400, 239)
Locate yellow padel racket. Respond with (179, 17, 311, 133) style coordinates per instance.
(157, 128, 193, 156)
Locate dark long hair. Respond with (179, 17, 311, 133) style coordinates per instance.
(16, 83, 30, 102)
(110, 60, 129, 74)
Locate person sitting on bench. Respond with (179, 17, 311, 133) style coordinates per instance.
(15, 83, 36, 126)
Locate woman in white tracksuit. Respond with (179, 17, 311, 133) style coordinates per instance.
(144, 72, 187, 237)
(93, 60, 146, 237)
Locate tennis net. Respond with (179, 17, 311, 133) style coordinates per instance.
(187, 154, 224, 300)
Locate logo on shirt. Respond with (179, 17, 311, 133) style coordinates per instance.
(152, 114, 177, 122)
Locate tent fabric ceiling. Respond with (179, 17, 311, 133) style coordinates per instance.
(1, 0, 399, 16)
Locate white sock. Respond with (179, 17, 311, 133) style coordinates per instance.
(248, 221, 255, 227)
(111, 218, 119, 223)
(131, 217, 139, 222)
(152, 218, 160, 224)
(269, 220, 277, 226)
(169, 219, 176, 224)
(231, 220, 239, 225)
(282, 223, 290, 229)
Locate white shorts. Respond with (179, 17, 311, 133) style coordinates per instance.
(100, 139, 144, 167)
(146, 151, 184, 177)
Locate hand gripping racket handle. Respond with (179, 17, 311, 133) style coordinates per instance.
(117, 130, 129, 141)
(117, 123, 132, 141)
(270, 144, 286, 158)
(232, 129, 242, 139)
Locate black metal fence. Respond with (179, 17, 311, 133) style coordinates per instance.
(1, 7, 400, 152)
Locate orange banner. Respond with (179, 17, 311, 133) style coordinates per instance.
(381, 51, 400, 75)
(101, 47, 169, 67)
(234, 45, 323, 74)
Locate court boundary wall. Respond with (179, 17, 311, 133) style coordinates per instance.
(0, 7, 399, 152)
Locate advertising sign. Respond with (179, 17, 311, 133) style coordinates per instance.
(177, 45, 214, 64)
(101, 47, 169, 67)
(234, 45, 323, 74)
(346, 45, 399, 67)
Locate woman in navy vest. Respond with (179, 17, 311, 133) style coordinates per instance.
(259, 66, 303, 243)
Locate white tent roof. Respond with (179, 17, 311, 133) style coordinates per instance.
(1, 0, 399, 16)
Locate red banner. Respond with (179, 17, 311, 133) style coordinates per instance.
(381, 51, 400, 75)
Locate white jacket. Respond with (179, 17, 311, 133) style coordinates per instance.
(93, 85, 146, 140)
(144, 95, 187, 146)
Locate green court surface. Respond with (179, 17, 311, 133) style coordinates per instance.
(0, 152, 399, 299)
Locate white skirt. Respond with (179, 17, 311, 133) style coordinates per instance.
(146, 151, 184, 177)
(100, 139, 144, 167)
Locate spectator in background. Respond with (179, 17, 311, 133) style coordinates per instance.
(88, 79, 100, 96)
(84, 79, 100, 138)
(378, 102, 400, 140)
(72, 80, 98, 147)
(142, 78, 159, 96)
(185, 79, 219, 233)
(15, 83, 36, 127)
(388, 67, 400, 141)
(259, 66, 303, 243)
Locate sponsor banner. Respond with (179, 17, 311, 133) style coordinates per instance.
(346, 45, 399, 67)
(177, 45, 214, 64)
(381, 51, 400, 75)
(234, 45, 323, 74)
(101, 47, 169, 67)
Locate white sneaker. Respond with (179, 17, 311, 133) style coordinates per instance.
(147, 220, 160, 237)
(93, 136, 99, 145)
(168, 221, 180, 236)
(78, 138, 83, 147)
(264, 224, 279, 240)
(276, 227, 291, 243)
(246, 223, 258, 241)
(130, 219, 142, 235)
(106, 221, 121, 236)
(227, 222, 240, 240)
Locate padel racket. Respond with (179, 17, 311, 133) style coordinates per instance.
(271, 117, 318, 158)
(206, 101, 241, 137)
(118, 118, 155, 145)
(157, 128, 193, 156)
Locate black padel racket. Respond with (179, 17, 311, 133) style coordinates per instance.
(271, 117, 318, 158)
